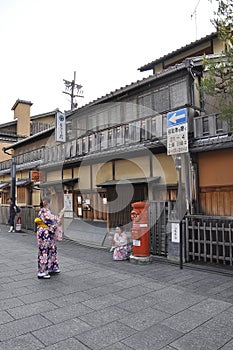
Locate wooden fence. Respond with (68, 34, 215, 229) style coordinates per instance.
(0, 205, 40, 231)
(185, 215, 233, 266)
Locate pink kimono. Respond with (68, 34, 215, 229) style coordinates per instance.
(113, 231, 131, 261)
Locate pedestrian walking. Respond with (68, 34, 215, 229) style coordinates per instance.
(7, 197, 17, 232)
(35, 197, 64, 279)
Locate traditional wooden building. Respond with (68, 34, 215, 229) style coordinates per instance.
(0, 33, 232, 264)
(0, 99, 58, 205)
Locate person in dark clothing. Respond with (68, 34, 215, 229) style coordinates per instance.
(7, 197, 17, 232)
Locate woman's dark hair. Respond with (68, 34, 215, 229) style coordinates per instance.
(116, 224, 123, 229)
(42, 197, 51, 203)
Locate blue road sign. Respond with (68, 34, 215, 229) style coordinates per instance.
(167, 108, 187, 128)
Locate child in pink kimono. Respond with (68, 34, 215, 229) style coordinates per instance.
(112, 225, 131, 261)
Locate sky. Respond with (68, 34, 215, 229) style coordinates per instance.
(0, 0, 216, 122)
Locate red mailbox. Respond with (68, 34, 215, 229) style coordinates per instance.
(130, 201, 150, 257)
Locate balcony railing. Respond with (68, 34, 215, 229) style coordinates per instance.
(0, 159, 12, 171)
(194, 113, 232, 138)
(0, 112, 231, 172)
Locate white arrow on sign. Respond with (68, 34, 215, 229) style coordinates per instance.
(169, 112, 186, 124)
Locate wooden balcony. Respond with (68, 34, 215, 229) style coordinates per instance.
(0, 112, 231, 173)
(193, 113, 232, 138)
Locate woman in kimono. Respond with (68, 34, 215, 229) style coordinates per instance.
(36, 197, 64, 279)
(112, 224, 131, 261)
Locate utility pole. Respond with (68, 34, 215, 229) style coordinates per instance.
(62, 71, 84, 111)
(191, 0, 201, 40)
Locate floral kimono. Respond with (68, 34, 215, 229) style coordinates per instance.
(113, 231, 131, 261)
(36, 207, 62, 274)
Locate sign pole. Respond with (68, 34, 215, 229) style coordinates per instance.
(167, 108, 189, 269)
(180, 221, 183, 270)
(177, 157, 183, 270)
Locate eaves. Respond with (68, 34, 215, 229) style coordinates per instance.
(97, 176, 160, 187)
(30, 109, 60, 121)
(138, 32, 217, 72)
(0, 134, 18, 142)
(0, 168, 12, 176)
(3, 126, 55, 151)
(0, 160, 43, 176)
(15, 160, 42, 171)
(190, 134, 233, 153)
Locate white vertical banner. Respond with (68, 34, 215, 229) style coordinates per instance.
(64, 193, 73, 211)
(64, 193, 73, 218)
(172, 222, 180, 243)
(56, 112, 66, 142)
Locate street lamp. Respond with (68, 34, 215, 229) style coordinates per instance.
(11, 161, 16, 204)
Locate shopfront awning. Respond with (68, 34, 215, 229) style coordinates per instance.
(16, 179, 33, 187)
(97, 176, 160, 187)
(39, 178, 79, 188)
(0, 182, 10, 191)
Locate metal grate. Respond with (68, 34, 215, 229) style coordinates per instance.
(149, 201, 174, 256)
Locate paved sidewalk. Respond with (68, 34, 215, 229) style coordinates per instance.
(0, 225, 233, 349)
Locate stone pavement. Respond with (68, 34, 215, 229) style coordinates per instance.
(0, 225, 233, 349)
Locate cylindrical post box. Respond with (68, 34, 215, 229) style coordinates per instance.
(130, 201, 150, 257)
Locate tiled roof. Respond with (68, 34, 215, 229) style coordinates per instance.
(77, 44, 224, 115)
(31, 108, 60, 120)
(191, 134, 233, 152)
(75, 61, 189, 113)
(1, 109, 58, 128)
(138, 32, 217, 72)
(2, 126, 55, 151)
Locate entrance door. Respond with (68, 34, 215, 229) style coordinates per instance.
(74, 191, 107, 221)
(107, 183, 147, 229)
